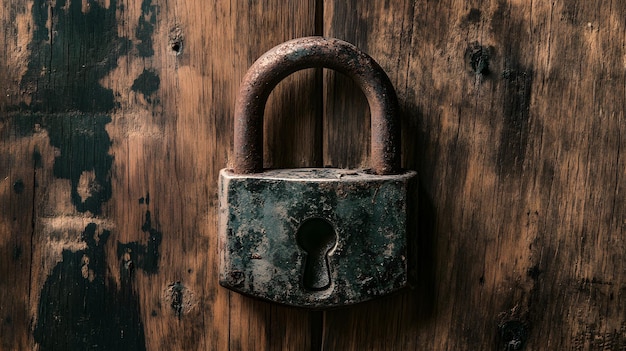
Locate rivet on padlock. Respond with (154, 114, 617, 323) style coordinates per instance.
(219, 37, 417, 308)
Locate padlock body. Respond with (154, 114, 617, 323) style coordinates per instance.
(219, 168, 416, 308)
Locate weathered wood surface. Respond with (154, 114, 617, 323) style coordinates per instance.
(323, 1, 626, 350)
(0, 0, 624, 350)
(0, 0, 319, 350)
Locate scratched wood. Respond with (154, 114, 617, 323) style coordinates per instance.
(2, 0, 625, 350)
(323, 0, 626, 350)
(0, 0, 319, 350)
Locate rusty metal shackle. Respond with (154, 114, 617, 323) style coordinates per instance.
(233, 36, 400, 175)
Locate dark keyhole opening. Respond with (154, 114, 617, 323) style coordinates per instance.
(296, 218, 337, 291)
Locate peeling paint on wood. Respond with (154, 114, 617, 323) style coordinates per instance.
(1, 0, 625, 350)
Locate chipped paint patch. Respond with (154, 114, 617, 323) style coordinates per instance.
(38, 215, 115, 281)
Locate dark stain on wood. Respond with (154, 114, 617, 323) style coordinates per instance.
(34, 223, 147, 351)
(12, 1, 169, 348)
(2, 0, 625, 349)
(526, 265, 542, 281)
(497, 67, 533, 177)
(11, 113, 113, 215)
(48, 114, 113, 214)
(411, 180, 437, 318)
(132, 69, 161, 101)
(498, 320, 528, 351)
(35, 202, 162, 349)
(136, 0, 158, 58)
(463, 8, 482, 25)
(12, 180, 24, 194)
(491, 1, 534, 178)
(139, 193, 150, 205)
(12, 246, 22, 261)
(117, 208, 163, 275)
(465, 42, 492, 76)
(33, 149, 43, 169)
(21, 0, 128, 113)
(12, 0, 131, 214)
(138, 193, 150, 205)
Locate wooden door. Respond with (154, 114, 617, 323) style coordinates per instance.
(1, 1, 624, 350)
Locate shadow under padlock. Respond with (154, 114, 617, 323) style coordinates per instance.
(218, 37, 417, 309)
(296, 218, 338, 291)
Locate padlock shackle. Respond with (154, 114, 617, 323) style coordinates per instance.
(233, 37, 401, 175)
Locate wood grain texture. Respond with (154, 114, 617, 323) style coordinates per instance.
(0, 0, 318, 350)
(323, 0, 626, 350)
(1, 0, 625, 350)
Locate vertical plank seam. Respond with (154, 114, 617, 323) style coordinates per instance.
(315, 1, 326, 350)
(320, 311, 327, 351)
(315, 0, 323, 36)
(608, 0, 622, 226)
(315, 0, 325, 169)
(228, 292, 231, 351)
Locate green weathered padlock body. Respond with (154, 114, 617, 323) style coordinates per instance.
(218, 168, 416, 308)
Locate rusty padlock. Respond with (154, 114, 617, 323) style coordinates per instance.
(219, 37, 416, 308)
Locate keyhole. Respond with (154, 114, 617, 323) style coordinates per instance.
(296, 218, 337, 291)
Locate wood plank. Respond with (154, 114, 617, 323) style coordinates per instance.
(0, 119, 39, 351)
(0, 0, 318, 349)
(3, 0, 624, 349)
(0, 6, 33, 350)
(201, 2, 321, 349)
(323, 0, 626, 349)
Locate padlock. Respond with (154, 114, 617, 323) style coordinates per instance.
(218, 37, 417, 308)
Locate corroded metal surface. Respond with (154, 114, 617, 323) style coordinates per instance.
(219, 168, 416, 308)
(220, 37, 415, 308)
(233, 36, 400, 175)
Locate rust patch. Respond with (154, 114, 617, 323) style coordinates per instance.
(218, 168, 416, 308)
(232, 37, 400, 175)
